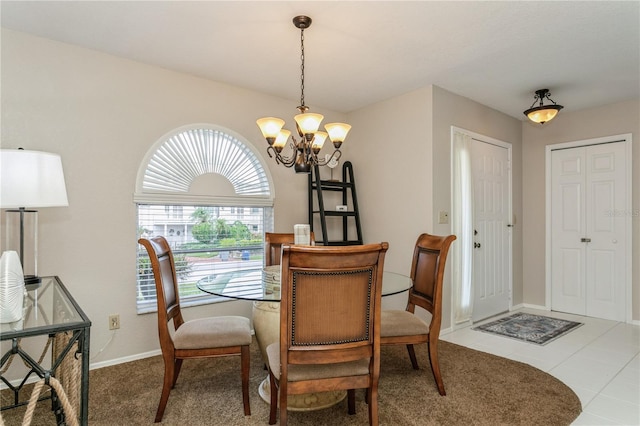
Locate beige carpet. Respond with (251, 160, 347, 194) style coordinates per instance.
(1, 338, 581, 425)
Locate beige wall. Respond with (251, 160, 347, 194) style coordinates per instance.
(346, 85, 523, 329)
(522, 99, 639, 321)
(345, 87, 434, 314)
(346, 86, 434, 273)
(0, 29, 346, 366)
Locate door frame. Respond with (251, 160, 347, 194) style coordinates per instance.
(545, 133, 633, 322)
(450, 126, 513, 326)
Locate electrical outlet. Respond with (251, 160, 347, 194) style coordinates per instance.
(109, 314, 120, 330)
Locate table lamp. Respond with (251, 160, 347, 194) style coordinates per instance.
(0, 149, 69, 285)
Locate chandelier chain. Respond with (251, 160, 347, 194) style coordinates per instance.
(300, 26, 305, 108)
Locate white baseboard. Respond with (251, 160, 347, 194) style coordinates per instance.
(0, 349, 163, 390)
(516, 304, 640, 325)
(518, 303, 549, 311)
(90, 349, 162, 371)
(440, 325, 453, 335)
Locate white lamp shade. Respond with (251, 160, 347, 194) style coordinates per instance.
(256, 117, 285, 140)
(274, 129, 292, 150)
(325, 123, 351, 143)
(311, 131, 328, 151)
(294, 113, 324, 134)
(0, 149, 69, 208)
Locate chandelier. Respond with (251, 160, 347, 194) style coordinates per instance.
(256, 16, 351, 174)
(523, 89, 564, 124)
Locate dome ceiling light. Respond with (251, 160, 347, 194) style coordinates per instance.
(523, 89, 564, 124)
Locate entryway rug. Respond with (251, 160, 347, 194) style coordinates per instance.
(473, 312, 583, 345)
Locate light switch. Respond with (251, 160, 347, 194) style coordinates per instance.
(438, 211, 449, 224)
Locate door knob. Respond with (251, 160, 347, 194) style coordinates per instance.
(474, 242, 481, 248)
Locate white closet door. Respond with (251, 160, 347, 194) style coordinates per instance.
(551, 148, 586, 315)
(585, 143, 627, 320)
(551, 142, 627, 321)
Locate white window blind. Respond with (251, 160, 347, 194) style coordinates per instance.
(135, 125, 274, 313)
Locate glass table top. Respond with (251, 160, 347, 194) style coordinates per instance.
(0, 276, 91, 339)
(197, 265, 412, 302)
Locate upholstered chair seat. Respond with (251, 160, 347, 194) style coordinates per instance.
(173, 316, 251, 350)
(381, 310, 431, 337)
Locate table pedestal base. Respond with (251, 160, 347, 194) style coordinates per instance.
(257, 376, 346, 411)
(253, 301, 346, 411)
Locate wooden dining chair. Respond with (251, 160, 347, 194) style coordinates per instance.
(380, 233, 456, 396)
(138, 236, 252, 422)
(267, 243, 388, 426)
(264, 231, 315, 266)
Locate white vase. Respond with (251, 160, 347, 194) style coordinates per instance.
(0, 250, 25, 323)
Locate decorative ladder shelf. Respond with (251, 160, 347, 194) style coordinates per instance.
(308, 161, 363, 246)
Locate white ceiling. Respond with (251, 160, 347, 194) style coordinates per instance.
(2, 1, 639, 120)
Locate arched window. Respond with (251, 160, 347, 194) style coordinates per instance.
(134, 124, 274, 313)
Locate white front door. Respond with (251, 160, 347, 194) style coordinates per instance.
(471, 139, 511, 322)
(550, 141, 628, 321)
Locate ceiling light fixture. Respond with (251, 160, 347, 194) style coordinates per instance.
(523, 89, 564, 124)
(256, 16, 351, 174)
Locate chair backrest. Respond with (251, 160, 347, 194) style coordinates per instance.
(279, 243, 388, 367)
(138, 236, 184, 348)
(264, 232, 315, 266)
(408, 233, 456, 331)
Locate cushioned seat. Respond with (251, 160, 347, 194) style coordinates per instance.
(381, 310, 431, 337)
(266, 343, 370, 382)
(173, 316, 251, 350)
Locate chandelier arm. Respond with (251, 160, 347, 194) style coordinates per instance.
(316, 150, 342, 167)
(266, 145, 276, 159)
(267, 145, 297, 167)
(275, 152, 297, 168)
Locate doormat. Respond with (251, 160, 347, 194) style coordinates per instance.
(472, 313, 583, 345)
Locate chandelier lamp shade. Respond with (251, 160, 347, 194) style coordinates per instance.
(256, 16, 351, 173)
(523, 89, 564, 124)
(0, 148, 69, 285)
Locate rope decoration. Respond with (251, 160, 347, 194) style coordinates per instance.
(52, 332, 81, 422)
(21, 376, 78, 426)
(20, 332, 81, 425)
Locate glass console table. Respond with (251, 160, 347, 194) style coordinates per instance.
(0, 276, 91, 425)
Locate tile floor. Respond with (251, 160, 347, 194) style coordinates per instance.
(441, 308, 640, 425)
